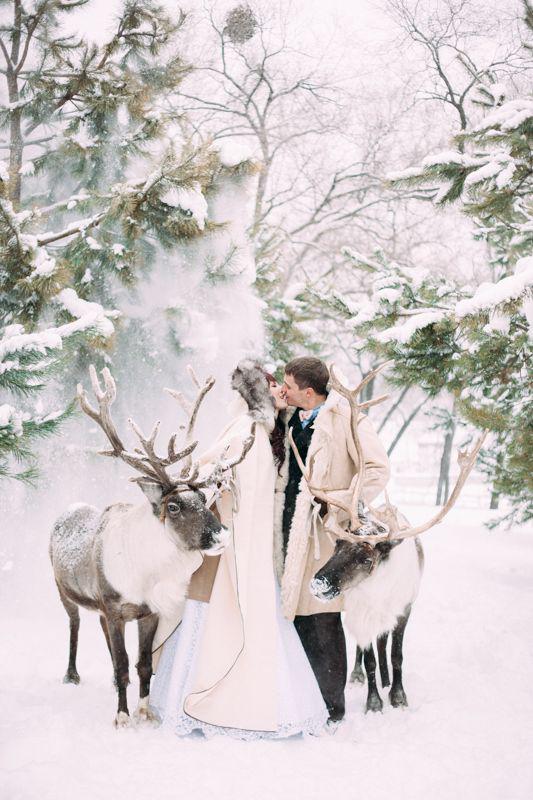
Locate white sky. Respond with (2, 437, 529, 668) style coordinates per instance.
(63, 0, 393, 50)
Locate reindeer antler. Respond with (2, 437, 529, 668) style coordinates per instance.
(288, 428, 351, 516)
(77, 366, 179, 489)
(79, 364, 257, 493)
(361, 431, 489, 543)
(192, 422, 258, 489)
(329, 362, 391, 529)
(164, 364, 256, 488)
(79, 365, 229, 492)
(288, 361, 391, 529)
(164, 366, 216, 476)
(288, 361, 488, 545)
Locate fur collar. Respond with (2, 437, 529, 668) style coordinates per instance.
(231, 359, 276, 432)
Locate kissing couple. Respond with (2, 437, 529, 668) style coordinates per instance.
(150, 356, 390, 739)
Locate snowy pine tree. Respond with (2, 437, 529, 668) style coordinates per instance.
(0, 321, 75, 482)
(317, 68, 532, 526)
(0, 0, 252, 482)
(0, 1, 222, 331)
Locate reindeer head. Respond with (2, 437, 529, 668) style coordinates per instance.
(77, 365, 256, 558)
(137, 479, 229, 555)
(292, 361, 487, 607)
(310, 539, 400, 601)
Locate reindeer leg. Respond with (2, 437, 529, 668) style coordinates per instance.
(105, 615, 131, 727)
(57, 587, 81, 685)
(99, 615, 118, 687)
(133, 614, 160, 725)
(377, 632, 390, 688)
(389, 606, 411, 708)
(99, 615, 113, 658)
(364, 644, 383, 713)
(350, 645, 365, 684)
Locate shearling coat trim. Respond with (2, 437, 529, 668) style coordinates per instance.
(281, 389, 341, 620)
(231, 359, 275, 433)
(280, 476, 320, 618)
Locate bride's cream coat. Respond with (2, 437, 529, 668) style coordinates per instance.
(179, 394, 279, 731)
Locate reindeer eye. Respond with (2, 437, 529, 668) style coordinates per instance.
(167, 502, 180, 515)
(363, 558, 373, 568)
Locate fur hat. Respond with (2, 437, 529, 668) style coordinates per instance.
(231, 358, 276, 431)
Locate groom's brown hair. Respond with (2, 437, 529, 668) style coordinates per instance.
(284, 357, 329, 396)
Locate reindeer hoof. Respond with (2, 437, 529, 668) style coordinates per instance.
(350, 666, 365, 685)
(133, 705, 161, 726)
(365, 693, 383, 713)
(114, 711, 131, 728)
(63, 671, 80, 685)
(389, 686, 408, 708)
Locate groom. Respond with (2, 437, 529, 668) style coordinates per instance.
(278, 357, 390, 724)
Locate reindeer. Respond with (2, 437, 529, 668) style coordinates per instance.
(290, 364, 487, 713)
(50, 365, 255, 727)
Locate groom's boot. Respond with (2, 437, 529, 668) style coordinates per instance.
(294, 612, 347, 722)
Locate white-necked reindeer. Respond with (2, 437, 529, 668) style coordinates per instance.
(50, 365, 255, 727)
(291, 364, 486, 713)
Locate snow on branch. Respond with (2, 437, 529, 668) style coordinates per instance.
(37, 213, 106, 246)
(421, 151, 478, 169)
(0, 404, 24, 435)
(0, 324, 62, 362)
(455, 257, 533, 319)
(375, 311, 447, 344)
(160, 182, 208, 230)
(365, 257, 532, 346)
(474, 99, 533, 133)
(0, 291, 117, 366)
(341, 247, 382, 272)
(54, 289, 118, 339)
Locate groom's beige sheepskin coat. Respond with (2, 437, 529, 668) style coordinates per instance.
(274, 388, 390, 619)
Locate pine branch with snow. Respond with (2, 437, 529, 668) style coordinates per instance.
(0, 0, 249, 484)
(319, 15, 533, 527)
(326, 253, 533, 527)
(387, 89, 532, 274)
(0, 1, 228, 335)
(0, 323, 76, 483)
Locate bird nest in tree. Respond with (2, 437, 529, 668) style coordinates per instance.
(224, 4, 257, 43)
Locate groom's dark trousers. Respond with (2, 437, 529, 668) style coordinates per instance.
(283, 411, 347, 722)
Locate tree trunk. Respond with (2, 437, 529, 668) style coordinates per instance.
(6, 1, 23, 206)
(251, 130, 270, 237)
(387, 397, 428, 456)
(436, 417, 457, 505)
(489, 451, 503, 509)
(361, 373, 375, 404)
(8, 103, 23, 206)
(378, 385, 410, 433)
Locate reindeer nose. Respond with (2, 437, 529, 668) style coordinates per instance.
(309, 576, 335, 600)
(203, 525, 230, 556)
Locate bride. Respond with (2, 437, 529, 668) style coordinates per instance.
(149, 359, 328, 739)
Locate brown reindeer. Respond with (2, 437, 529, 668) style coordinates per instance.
(50, 365, 255, 727)
(290, 363, 487, 712)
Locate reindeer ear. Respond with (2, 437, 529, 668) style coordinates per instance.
(374, 539, 402, 557)
(136, 479, 164, 514)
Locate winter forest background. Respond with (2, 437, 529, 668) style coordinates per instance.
(1, 1, 532, 799)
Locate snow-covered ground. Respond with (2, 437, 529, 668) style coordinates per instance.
(1, 505, 532, 800)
